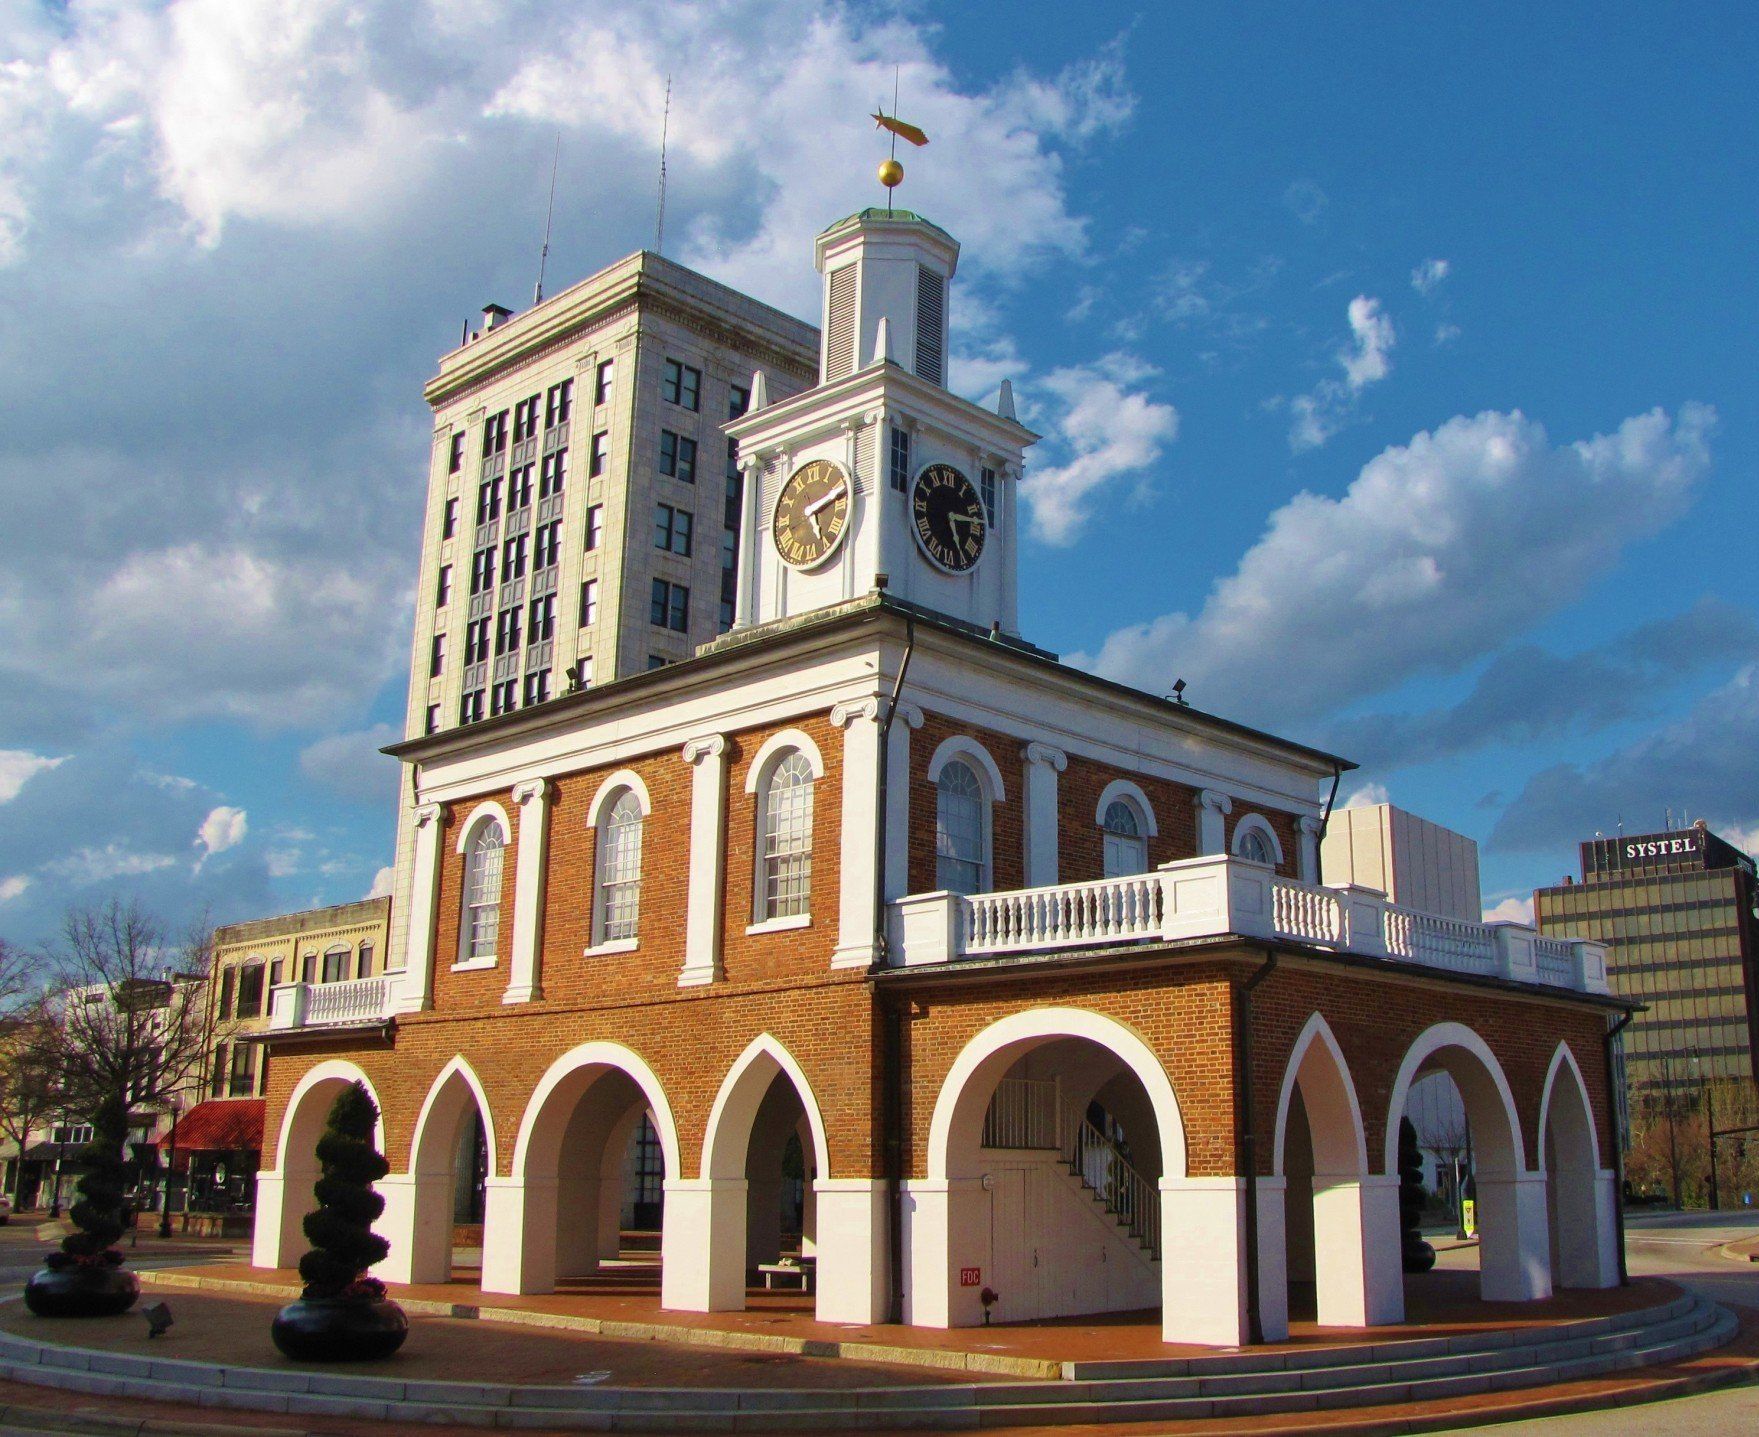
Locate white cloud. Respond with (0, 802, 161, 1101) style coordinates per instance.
(1482, 895, 1534, 925)
(1287, 295, 1396, 451)
(1082, 405, 1715, 730)
(43, 845, 179, 886)
(1434, 322, 1461, 346)
(0, 749, 65, 803)
(0, 875, 31, 904)
(365, 865, 394, 900)
(1411, 259, 1450, 296)
(196, 805, 248, 860)
(1340, 782, 1390, 810)
(1019, 357, 1179, 545)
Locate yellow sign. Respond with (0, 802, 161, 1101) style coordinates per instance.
(1462, 1199, 1477, 1238)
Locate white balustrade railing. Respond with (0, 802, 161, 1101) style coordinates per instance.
(982, 1077, 1061, 1149)
(268, 974, 400, 1032)
(887, 853, 1609, 995)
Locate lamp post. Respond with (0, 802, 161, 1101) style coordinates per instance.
(48, 1126, 66, 1219)
(158, 1103, 181, 1240)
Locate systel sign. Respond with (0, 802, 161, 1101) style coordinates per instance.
(1621, 833, 1701, 863)
(1584, 828, 1708, 877)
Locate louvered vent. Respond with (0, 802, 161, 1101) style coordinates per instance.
(914, 266, 945, 385)
(825, 266, 858, 381)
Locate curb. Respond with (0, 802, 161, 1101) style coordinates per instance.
(0, 1399, 307, 1437)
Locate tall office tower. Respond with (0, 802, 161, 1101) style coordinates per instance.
(386, 252, 818, 970)
(1535, 821, 1759, 1090)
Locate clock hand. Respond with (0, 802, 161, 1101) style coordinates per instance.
(810, 511, 825, 541)
(803, 484, 846, 518)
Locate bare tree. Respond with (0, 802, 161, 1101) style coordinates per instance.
(0, 1001, 62, 1207)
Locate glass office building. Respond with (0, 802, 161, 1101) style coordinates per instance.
(1535, 822, 1759, 1091)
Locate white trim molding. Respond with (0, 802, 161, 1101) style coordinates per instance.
(1231, 811, 1285, 866)
(926, 734, 1008, 801)
(585, 768, 653, 825)
(1196, 788, 1233, 855)
(1095, 778, 1159, 837)
(680, 735, 730, 987)
(743, 727, 827, 792)
(504, 778, 552, 1004)
(454, 799, 512, 852)
(1020, 741, 1066, 888)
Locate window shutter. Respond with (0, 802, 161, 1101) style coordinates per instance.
(825, 266, 857, 380)
(914, 266, 945, 385)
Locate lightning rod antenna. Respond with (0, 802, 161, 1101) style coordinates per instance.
(533, 134, 560, 305)
(654, 75, 672, 255)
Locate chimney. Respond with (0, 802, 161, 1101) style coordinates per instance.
(482, 303, 513, 332)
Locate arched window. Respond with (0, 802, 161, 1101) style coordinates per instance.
(1102, 798, 1148, 877)
(460, 822, 505, 963)
(935, 760, 989, 894)
(1232, 814, 1283, 869)
(321, 946, 350, 984)
(759, 751, 815, 920)
(596, 790, 645, 943)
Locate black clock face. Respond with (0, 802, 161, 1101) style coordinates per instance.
(910, 463, 986, 573)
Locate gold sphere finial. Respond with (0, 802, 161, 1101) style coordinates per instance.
(878, 157, 904, 189)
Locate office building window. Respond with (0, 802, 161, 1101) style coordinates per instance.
(522, 669, 550, 706)
(490, 677, 516, 716)
(659, 430, 697, 483)
(650, 579, 689, 632)
(584, 505, 603, 551)
(442, 496, 458, 539)
(588, 430, 609, 477)
(729, 384, 750, 420)
(507, 462, 533, 510)
(470, 546, 494, 594)
(495, 607, 522, 656)
(429, 633, 446, 678)
(425, 703, 440, 735)
(476, 477, 501, 525)
(448, 432, 466, 473)
(655, 503, 693, 556)
(534, 518, 561, 569)
(463, 616, 489, 664)
(647, 654, 668, 670)
(579, 578, 598, 627)
(546, 378, 573, 428)
(594, 359, 613, 407)
(460, 688, 485, 724)
(662, 358, 702, 411)
(572, 655, 595, 687)
(501, 532, 527, 580)
(482, 410, 508, 456)
(539, 448, 568, 499)
(527, 592, 556, 644)
(889, 426, 911, 492)
(512, 394, 540, 444)
(435, 563, 452, 607)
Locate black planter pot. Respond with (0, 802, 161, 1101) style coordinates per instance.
(271, 1297, 409, 1362)
(23, 1262, 139, 1318)
(1402, 1236, 1438, 1273)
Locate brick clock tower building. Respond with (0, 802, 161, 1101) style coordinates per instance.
(255, 208, 1630, 1346)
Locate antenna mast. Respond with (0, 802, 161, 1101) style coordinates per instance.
(654, 75, 672, 255)
(533, 134, 560, 306)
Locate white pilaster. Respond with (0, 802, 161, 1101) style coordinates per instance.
(660, 1177, 750, 1311)
(250, 1172, 294, 1269)
(733, 455, 762, 628)
(1021, 742, 1067, 888)
(480, 1174, 557, 1295)
(1298, 815, 1324, 883)
(1255, 1176, 1289, 1342)
(679, 735, 729, 987)
(503, 779, 551, 1005)
(1311, 1173, 1406, 1326)
(883, 702, 924, 903)
(1475, 1173, 1553, 1301)
(1159, 1177, 1250, 1346)
(814, 1178, 890, 1324)
(373, 1171, 455, 1286)
(1196, 789, 1233, 856)
(899, 1177, 988, 1327)
(831, 700, 884, 969)
(999, 462, 1020, 634)
(395, 803, 444, 1013)
(1560, 1169, 1621, 1290)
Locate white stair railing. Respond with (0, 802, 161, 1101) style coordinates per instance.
(981, 1077, 1061, 1149)
(1067, 1118, 1160, 1261)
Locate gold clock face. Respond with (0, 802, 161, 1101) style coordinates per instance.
(772, 459, 852, 570)
(911, 463, 986, 573)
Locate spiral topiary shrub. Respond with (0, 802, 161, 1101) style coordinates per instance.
(1399, 1115, 1437, 1273)
(25, 1094, 140, 1316)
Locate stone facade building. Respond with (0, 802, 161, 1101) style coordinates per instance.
(254, 208, 1629, 1346)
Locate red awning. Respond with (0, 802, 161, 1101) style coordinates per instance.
(160, 1099, 265, 1154)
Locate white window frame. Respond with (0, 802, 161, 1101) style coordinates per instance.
(743, 729, 826, 931)
(1095, 779, 1158, 879)
(934, 759, 992, 895)
(1232, 812, 1284, 869)
(585, 771, 653, 954)
(454, 802, 511, 970)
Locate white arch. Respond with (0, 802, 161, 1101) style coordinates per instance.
(743, 728, 827, 792)
(701, 1033, 832, 1182)
(1272, 1012, 1368, 1176)
(408, 1056, 500, 1176)
(926, 1007, 1186, 1181)
(1232, 812, 1284, 865)
(586, 769, 653, 825)
(1537, 1042, 1603, 1173)
(454, 799, 512, 853)
(1383, 1021, 1526, 1175)
(271, 1059, 385, 1174)
(925, 735, 1007, 802)
(510, 1041, 680, 1181)
(1096, 779, 1159, 837)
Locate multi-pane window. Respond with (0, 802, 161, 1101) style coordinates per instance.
(1102, 799, 1148, 878)
(1236, 825, 1276, 866)
(579, 578, 598, 626)
(647, 655, 669, 670)
(890, 425, 911, 492)
(476, 477, 501, 524)
(546, 378, 573, 428)
(501, 532, 528, 580)
(508, 462, 533, 510)
(356, 943, 373, 980)
(662, 358, 702, 411)
(522, 669, 550, 706)
(429, 633, 446, 677)
(650, 579, 689, 631)
(534, 519, 561, 569)
(425, 704, 440, 735)
(269, 958, 284, 990)
(448, 432, 467, 474)
(470, 546, 495, 594)
(596, 790, 645, 943)
(228, 1044, 254, 1098)
(442, 496, 459, 539)
(589, 430, 609, 477)
(300, 952, 318, 983)
(460, 688, 485, 724)
(760, 752, 815, 920)
(655, 503, 693, 556)
(512, 394, 541, 443)
(729, 384, 750, 420)
(980, 465, 997, 524)
(659, 430, 697, 483)
(495, 607, 522, 656)
(435, 564, 452, 607)
(539, 448, 568, 499)
(724, 471, 743, 529)
(490, 677, 517, 715)
(935, 761, 988, 895)
(237, 964, 265, 1016)
(463, 616, 489, 664)
(321, 947, 349, 983)
(594, 359, 614, 407)
(216, 967, 235, 1022)
(460, 822, 505, 963)
(526, 593, 555, 644)
(585, 505, 603, 550)
(482, 411, 508, 457)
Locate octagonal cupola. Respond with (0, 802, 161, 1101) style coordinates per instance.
(814, 210, 959, 386)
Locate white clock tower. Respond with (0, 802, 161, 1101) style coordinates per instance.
(725, 209, 1037, 636)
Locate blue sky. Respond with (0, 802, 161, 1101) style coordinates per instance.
(1, 1, 1754, 941)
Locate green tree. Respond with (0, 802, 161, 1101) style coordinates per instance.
(44, 1094, 128, 1270)
(298, 1082, 391, 1300)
